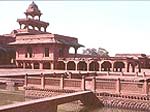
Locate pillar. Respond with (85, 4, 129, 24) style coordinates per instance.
(39, 62, 43, 69)
(112, 61, 114, 72)
(138, 63, 141, 73)
(41, 73, 45, 89)
(143, 79, 148, 95)
(74, 47, 78, 58)
(86, 62, 89, 71)
(31, 63, 34, 69)
(75, 61, 78, 71)
(51, 62, 54, 70)
(60, 74, 64, 89)
(125, 62, 128, 72)
(81, 75, 86, 91)
(44, 27, 46, 32)
(24, 73, 28, 87)
(65, 62, 67, 71)
(92, 76, 96, 92)
(116, 78, 121, 94)
(127, 63, 130, 72)
(98, 61, 101, 71)
(23, 62, 25, 69)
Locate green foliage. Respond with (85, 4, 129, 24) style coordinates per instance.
(83, 47, 109, 57)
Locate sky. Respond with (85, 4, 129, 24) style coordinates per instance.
(0, 1, 150, 56)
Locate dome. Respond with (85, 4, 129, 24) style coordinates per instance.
(25, 1, 42, 17)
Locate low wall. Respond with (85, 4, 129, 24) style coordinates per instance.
(25, 87, 76, 98)
(93, 77, 149, 95)
(97, 92, 150, 111)
(24, 74, 150, 111)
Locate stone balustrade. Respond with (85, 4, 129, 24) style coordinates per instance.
(25, 74, 85, 91)
(25, 72, 150, 96)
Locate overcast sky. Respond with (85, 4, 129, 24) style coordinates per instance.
(0, 1, 150, 56)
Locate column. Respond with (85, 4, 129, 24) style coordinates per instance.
(86, 62, 90, 71)
(74, 47, 78, 58)
(39, 62, 43, 69)
(60, 74, 64, 89)
(44, 27, 47, 32)
(23, 62, 26, 69)
(41, 73, 45, 89)
(75, 61, 78, 71)
(125, 62, 128, 72)
(24, 74, 28, 87)
(116, 78, 121, 94)
(65, 62, 67, 71)
(81, 75, 86, 91)
(92, 76, 96, 92)
(143, 79, 148, 95)
(112, 61, 114, 72)
(31, 63, 34, 69)
(127, 63, 130, 72)
(98, 61, 101, 71)
(51, 62, 54, 70)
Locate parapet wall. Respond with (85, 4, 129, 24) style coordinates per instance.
(24, 72, 150, 111)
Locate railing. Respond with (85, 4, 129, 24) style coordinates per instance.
(25, 74, 85, 91)
(91, 77, 149, 95)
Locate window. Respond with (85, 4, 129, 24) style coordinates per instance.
(25, 46, 32, 58)
(45, 48, 49, 57)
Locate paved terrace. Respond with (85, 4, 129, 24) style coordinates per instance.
(0, 68, 150, 78)
(0, 69, 92, 76)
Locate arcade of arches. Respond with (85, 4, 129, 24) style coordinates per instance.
(16, 59, 141, 73)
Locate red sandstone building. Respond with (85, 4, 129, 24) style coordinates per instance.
(0, 2, 150, 72)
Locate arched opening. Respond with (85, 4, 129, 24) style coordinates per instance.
(34, 16, 39, 20)
(101, 61, 112, 71)
(77, 61, 87, 71)
(27, 15, 33, 19)
(89, 61, 99, 71)
(67, 61, 76, 70)
(56, 61, 65, 70)
(41, 27, 45, 32)
(43, 62, 51, 69)
(25, 62, 32, 69)
(69, 47, 74, 54)
(35, 27, 39, 31)
(18, 62, 23, 68)
(29, 26, 34, 30)
(21, 24, 26, 29)
(34, 62, 39, 69)
(113, 61, 125, 72)
(127, 62, 137, 73)
(25, 46, 32, 58)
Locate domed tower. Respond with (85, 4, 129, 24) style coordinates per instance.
(17, 2, 49, 32)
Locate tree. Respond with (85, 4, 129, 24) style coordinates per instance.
(83, 47, 109, 57)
